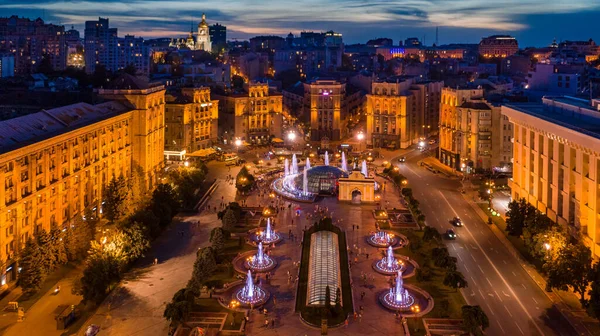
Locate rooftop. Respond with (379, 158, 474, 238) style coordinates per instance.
(0, 101, 129, 154)
(504, 97, 600, 139)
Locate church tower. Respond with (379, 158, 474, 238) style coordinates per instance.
(197, 13, 212, 52)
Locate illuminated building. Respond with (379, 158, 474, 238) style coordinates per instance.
(196, 13, 212, 52)
(0, 16, 67, 74)
(439, 87, 512, 170)
(478, 35, 519, 58)
(306, 80, 348, 142)
(164, 87, 218, 160)
(214, 82, 283, 145)
(0, 74, 165, 288)
(503, 96, 600, 258)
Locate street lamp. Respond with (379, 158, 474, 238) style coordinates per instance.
(234, 139, 242, 147)
(287, 132, 296, 141)
(356, 132, 365, 141)
(419, 141, 425, 148)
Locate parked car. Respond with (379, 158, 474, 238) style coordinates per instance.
(446, 229, 457, 239)
(85, 325, 100, 336)
(450, 217, 463, 226)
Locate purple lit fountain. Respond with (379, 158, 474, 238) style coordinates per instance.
(374, 246, 404, 274)
(234, 270, 268, 306)
(381, 270, 415, 309)
(246, 242, 276, 272)
(258, 218, 281, 244)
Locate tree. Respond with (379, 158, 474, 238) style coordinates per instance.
(64, 217, 95, 261)
(81, 253, 121, 304)
(431, 247, 450, 266)
(151, 183, 180, 227)
(462, 305, 489, 336)
(235, 166, 255, 192)
(121, 223, 151, 262)
(232, 75, 244, 89)
(164, 288, 193, 323)
(103, 176, 131, 222)
(587, 262, 600, 320)
(325, 285, 331, 310)
(125, 208, 161, 239)
(416, 266, 432, 282)
(19, 238, 46, 294)
(505, 199, 525, 236)
(530, 226, 567, 262)
(334, 287, 341, 311)
(36, 229, 56, 274)
(187, 247, 217, 294)
(545, 242, 592, 305)
(222, 209, 238, 230)
(422, 226, 441, 242)
(210, 227, 226, 254)
(443, 270, 468, 291)
(50, 229, 68, 266)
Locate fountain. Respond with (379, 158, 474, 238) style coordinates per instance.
(341, 152, 347, 171)
(303, 168, 309, 196)
(381, 270, 415, 309)
(324, 151, 329, 166)
(361, 160, 368, 177)
(371, 231, 391, 245)
(246, 242, 276, 271)
(367, 230, 406, 248)
(284, 159, 290, 176)
(306, 158, 311, 170)
(374, 246, 403, 274)
(234, 270, 268, 306)
(258, 218, 281, 244)
(292, 154, 298, 174)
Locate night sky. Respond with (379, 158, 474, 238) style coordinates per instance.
(1, 0, 599, 47)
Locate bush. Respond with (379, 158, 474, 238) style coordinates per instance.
(416, 266, 432, 281)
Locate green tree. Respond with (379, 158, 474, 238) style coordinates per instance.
(422, 226, 441, 242)
(50, 229, 68, 266)
(416, 266, 432, 282)
(222, 209, 238, 230)
(530, 226, 567, 262)
(187, 247, 217, 294)
(121, 223, 151, 262)
(443, 270, 468, 291)
(235, 166, 255, 192)
(64, 217, 96, 261)
(151, 183, 180, 226)
(545, 242, 592, 305)
(164, 288, 193, 323)
(209, 227, 226, 254)
(461, 305, 489, 336)
(431, 247, 450, 266)
(103, 176, 131, 222)
(81, 253, 121, 304)
(19, 238, 46, 294)
(36, 229, 56, 274)
(505, 199, 525, 236)
(587, 262, 600, 320)
(126, 208, 161, 239)
(232, 75, 244, 89)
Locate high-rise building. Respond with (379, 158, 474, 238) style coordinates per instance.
(65, 26, 84, 69)
(85, 17, 118, 73)
(209, 23, 227, 53)
(479, 35, 519, 58)
(0, 54, 15, 77)
(213, 82, 283, 145)
(196, 13, 212, 52)
(439, 87, 512, 170)
(305, 80, 347, 142)
(0, 74, 165, 288)
(84, 18, 150, 75)
(503, 96, 600, 259)
(0, 16, 67, 74)
(164, 87, 219, 160)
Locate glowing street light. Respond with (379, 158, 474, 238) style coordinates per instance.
(419, 141, 425, 148)
(184, 161, 190, 167)
(544, 243, 551, 251)
(234, 139, 242, 147)
(287, 132, 297, 141)
(356, 131, 365, 141)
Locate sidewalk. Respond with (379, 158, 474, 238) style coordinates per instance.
(463, 189, 594, 336)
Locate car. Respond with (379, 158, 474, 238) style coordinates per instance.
(450, 217, 463, 226)
(398, 156, 406, 163)
(446, 229, 457, 239)
(429, 139, 437, 145)
(85, 325, 100, 336)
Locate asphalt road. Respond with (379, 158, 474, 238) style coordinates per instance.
(394, 148, 576, 336)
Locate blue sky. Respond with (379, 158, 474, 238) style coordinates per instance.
(1, 0, 599, 47)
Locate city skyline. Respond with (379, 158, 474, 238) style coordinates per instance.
(0, 0, 599, 46)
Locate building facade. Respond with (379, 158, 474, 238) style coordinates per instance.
(0, 54, 14, 77)
(306, 80, 348, 142)
(0, 79, 165, 287)
(479, 35, 519, 58)
(209, 23, 227, 53)
(503, 96, 600, 259)
(164, 87, 218, 158)
(196, 14, 212, 52)
(439, 87, 513, 170)
(0, 16, 67, 74)
(214, 83, 283, 145)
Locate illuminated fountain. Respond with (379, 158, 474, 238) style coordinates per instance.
(292, 154, 298, 174)
(380, 270, 415, 309)
(234, 270, 268, 306)
(246, 242, 276, 272)
(341, 152, 348, 171)
(374, 246, 403, 274)
(302, 168, 309, 196)
(367, 230, 406, 248)
(324, 151, 329, 166)
(361, 160, 368, 176)
(258, 218, 281, 244)
(284, 159, 290, 176)
(306, 158, 311, 170)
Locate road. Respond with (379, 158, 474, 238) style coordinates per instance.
(394, 148, 575, 336)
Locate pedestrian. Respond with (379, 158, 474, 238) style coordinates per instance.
(359, 313, 362, 323)
(264, 319, 269, 328)
(352, 224, 355, 230)
(357, 225, 359, 230)
(271, 318, 275, 328)
(360, 291, 365, 301)
(273, 295, 277, 307)
(154, 258, 158, 265)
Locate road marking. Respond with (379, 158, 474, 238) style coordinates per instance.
(478, 289, 485, 299)
(478, 265, 484, 274)
(463, 264, 468, 272)
(438, 191, 546, 336)
(471, 254, 477, 262)
(457, 253, 463, 262)
(515, 322, 525, 335)
(504, 305, 513, 317)
(451, 244, 457, 251)
(502, 291, 510, 297)
(532, 297, 538, 304)
(512, 271, 517, 276)
(485, 277, 492, 286)
(494, 290, 503, 302)
(496, 320, 506, 333)
(485, 303, 496, 316)
(503, 260, 508, 265)
(403, 164, 422, 178)
(521, 284, 527, 289)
